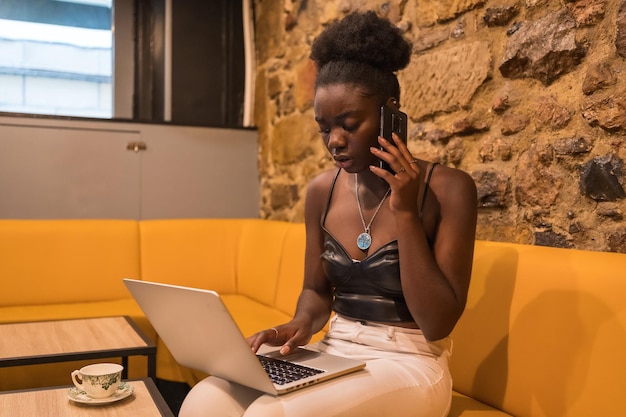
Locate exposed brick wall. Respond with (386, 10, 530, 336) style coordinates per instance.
(253, 0, 626, 253)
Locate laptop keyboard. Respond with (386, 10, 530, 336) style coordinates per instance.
(257, 355, 324, 385)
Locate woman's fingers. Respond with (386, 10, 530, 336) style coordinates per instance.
(373, 139, 417, 180)
(246, 325, 311, 355)
(389, 132, 419, 172)
(247, 328, 281, 352)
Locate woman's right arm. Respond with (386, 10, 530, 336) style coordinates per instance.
(247, 172, 334, 354)
(292, 173, 335, 330)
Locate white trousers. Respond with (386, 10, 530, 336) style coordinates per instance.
(179, 315, 453, 417)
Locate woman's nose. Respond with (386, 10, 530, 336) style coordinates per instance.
(327, 129, 345, 150)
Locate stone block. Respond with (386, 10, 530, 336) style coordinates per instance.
(400, 41, 491, 120)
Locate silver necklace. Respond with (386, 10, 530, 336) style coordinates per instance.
(355, 174, 391, 250)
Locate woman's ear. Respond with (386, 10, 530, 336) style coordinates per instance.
(385, 97, 400, 110)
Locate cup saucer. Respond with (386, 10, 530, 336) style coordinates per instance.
(67, 381, 134, 405)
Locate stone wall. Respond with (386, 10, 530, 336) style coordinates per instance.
(252, 0, 626, 253)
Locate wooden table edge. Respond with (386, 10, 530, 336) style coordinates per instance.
(0, 378, 175, 417)
(0, 316, 157, 379)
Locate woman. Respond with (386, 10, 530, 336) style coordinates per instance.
(180, 10, 477, 417)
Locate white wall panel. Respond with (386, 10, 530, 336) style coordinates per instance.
(0, 115, 259, 219)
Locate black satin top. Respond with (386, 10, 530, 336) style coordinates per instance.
(320, 165, 437, 323)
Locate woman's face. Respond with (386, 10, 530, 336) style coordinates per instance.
(314, 84, 381, 173)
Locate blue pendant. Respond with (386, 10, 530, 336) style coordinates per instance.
(357, 232, 372, 250)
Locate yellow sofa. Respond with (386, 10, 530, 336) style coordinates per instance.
(0, 219, 310, 390)
(1, 219, 624, 416)
(448, 240, 626, 417)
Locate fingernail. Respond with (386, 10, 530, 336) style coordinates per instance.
(280, 346, 289, 355)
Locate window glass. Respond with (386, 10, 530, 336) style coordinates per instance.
(0, 0, 113, 118)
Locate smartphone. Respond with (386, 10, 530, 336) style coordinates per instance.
(379, 105, 408, 173)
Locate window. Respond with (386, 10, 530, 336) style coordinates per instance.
(0, 0, 115, 118)
(0, 0, 251, 127)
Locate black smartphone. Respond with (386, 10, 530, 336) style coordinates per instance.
(379, 105, 408, 173)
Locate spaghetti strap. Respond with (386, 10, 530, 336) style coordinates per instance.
(419, 163, 438, 219)
(321, 168, 342, 227)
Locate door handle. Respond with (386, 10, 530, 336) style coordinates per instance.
(126, 142, 147, 152)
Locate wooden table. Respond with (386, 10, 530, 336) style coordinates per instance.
(0, 316, 156, 380)
(0, 378, 174, 417)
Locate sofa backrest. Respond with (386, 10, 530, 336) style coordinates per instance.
(235, 219, 299, 308)
(0, 220, 140, 306)
(139, 219, 243, 293)
(274, 223, 306, 316)
(139, 219, 307, 315)
(450, 239, 626, 417)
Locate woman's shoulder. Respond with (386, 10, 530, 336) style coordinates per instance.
(306, 168, 340, 197)
(431, 162, 474, 182)
(304, 168, 339, 224)
(429, 162, 477, 205)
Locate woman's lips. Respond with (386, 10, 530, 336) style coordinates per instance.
(333, 155, 352, 169)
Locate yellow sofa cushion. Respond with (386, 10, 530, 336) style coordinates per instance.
(139, 219, 242, 293)
(275, 223, 307, 316)
(450, 240, 626, 417)
(448, 391, 513, 416)
(236, 220, 294, 307)
(0, 220, 139, 306)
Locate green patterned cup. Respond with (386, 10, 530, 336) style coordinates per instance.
(71, 363, 123, 399)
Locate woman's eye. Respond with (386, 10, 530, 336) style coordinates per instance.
(343, 124, 358, 132)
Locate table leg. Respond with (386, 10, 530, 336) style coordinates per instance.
(122, 356, 129, 379)
(148, 353, 157, 381)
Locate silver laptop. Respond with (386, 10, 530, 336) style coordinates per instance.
(123, 278, 365, 395)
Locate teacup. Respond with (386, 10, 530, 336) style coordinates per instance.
(71, 363, 124, 399)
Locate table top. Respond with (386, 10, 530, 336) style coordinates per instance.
(0, 316, 155, 364)
(0, 378, 174, 417)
